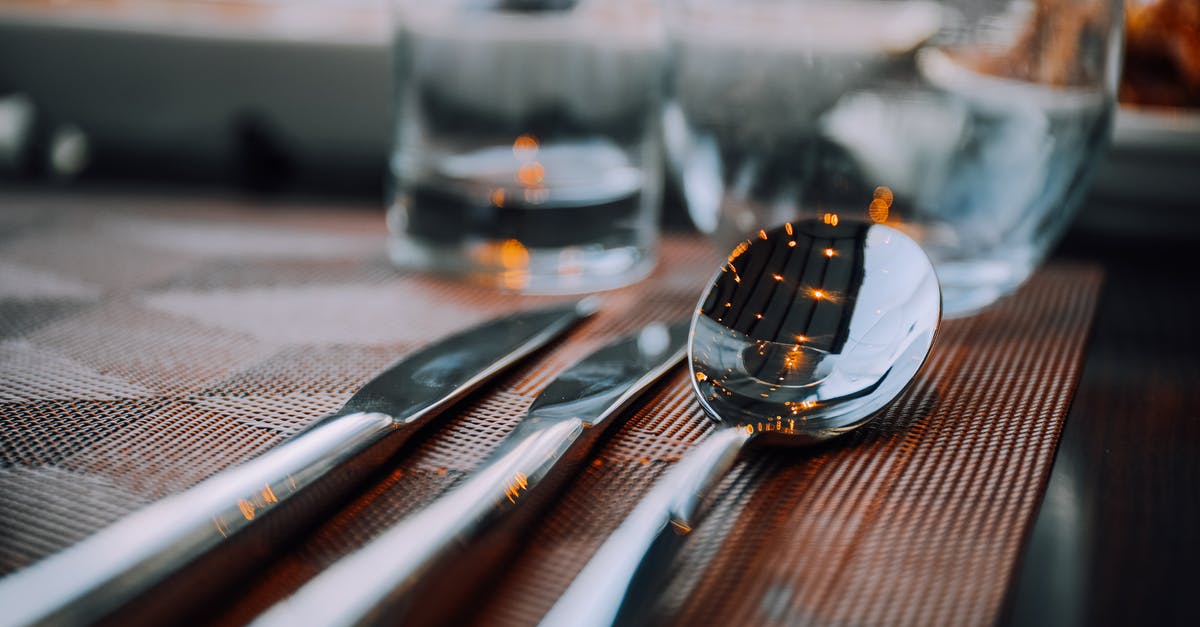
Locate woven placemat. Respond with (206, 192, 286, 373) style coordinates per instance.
(0, 192, 1102, 626)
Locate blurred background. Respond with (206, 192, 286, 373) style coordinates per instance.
(1, 0, 1196, 236)
(0, 0, 391, 198)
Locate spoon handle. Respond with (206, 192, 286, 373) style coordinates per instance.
(539, 426, 753, 627)
(251, 322, 690, 627)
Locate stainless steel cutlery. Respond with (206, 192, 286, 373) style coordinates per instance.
(0, 301, 595, 627)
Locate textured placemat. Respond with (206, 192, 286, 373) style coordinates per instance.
(0, 192, 1102, 626)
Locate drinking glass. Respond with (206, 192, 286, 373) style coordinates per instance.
(665, 0, 1121, 316)
(387, 0, 665, 294)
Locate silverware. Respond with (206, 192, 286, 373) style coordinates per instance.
(252, 321, 690, 627)
(0, 300, 596, 627)
(540, 219, 941, 627)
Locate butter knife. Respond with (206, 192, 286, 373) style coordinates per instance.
(0, 300, 596, 627)
(252, 321, 690, 627)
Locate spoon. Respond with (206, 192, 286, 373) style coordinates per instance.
(539, 218, 941, 627)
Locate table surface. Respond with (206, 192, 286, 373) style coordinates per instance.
(1001, 225, 1200, 627)
(1, 185, 1196, 626)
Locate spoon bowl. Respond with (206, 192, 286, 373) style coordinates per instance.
(691, 219, 941, 445)
(539, 218, 940, 627)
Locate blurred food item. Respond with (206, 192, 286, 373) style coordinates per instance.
(959, 0, 1111, 87)
(953, 0, 1198, 108)
(1121, 0, 1200, 107)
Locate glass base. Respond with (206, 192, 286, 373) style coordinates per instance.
(387, 236, 656, 295)
(936, 256, 1037, 318)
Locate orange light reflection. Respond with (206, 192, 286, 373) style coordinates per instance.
(512, 134, 538, 159)
(517, 162, 545, 186)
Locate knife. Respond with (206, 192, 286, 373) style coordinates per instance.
(251, 321, 690, 627)
(0, 300, 596, 627)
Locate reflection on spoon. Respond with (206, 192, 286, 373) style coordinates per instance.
(539, 218, 941, 627)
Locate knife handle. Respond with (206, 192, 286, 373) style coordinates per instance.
(0, 301, 596, 627)
(538, 426, 753, 627)
(252, 417, 588, 627)
(0, 411, 397, 627)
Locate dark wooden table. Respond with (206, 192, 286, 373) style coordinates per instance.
(1001, 226, 1200, 627)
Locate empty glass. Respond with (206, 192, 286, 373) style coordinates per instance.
(665, 0, 1121, 316)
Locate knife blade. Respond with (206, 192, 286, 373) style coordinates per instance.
(0, 300, 597, 627)
(251, 321, 691, 627)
